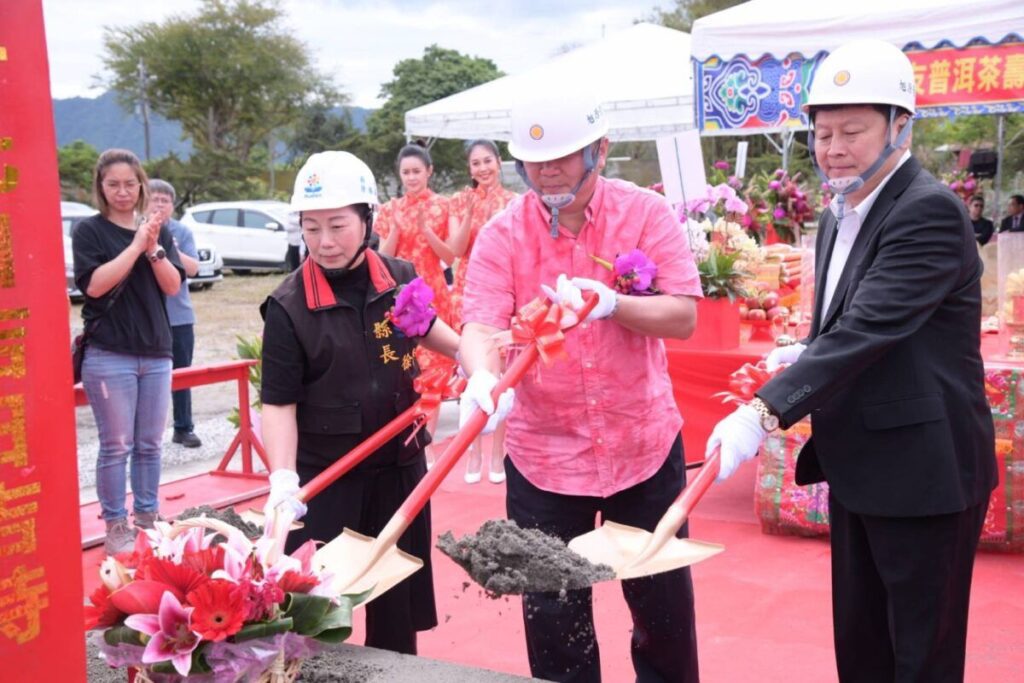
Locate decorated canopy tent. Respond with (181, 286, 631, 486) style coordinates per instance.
(404, 23, 694, 143)
(689, 0, 1024, 136)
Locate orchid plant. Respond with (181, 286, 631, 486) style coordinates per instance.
(746, 169, 814, 245)
(387, 277, 436, 337)
(86, 515, 366, 680)
(590, 249, 660, 295)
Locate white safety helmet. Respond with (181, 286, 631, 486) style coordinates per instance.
(804, 39, 916, 115)
(290, 151, 378, 214)
(508, 86, 609, 163)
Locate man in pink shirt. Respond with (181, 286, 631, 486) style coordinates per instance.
(459, 86, 703, 682)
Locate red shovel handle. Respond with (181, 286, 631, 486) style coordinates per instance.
(671, 447, 720, 521)
(392, 293, 599, 526)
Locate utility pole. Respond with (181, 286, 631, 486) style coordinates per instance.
(137, 59, 151, 161)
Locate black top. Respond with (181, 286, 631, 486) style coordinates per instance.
(972, 217, 994, 246)
(72, 214, 184, 358)
(261, 259, 371, 405)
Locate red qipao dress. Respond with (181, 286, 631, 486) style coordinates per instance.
(448, 184, 518, 330)
(375, 189, 453, 370)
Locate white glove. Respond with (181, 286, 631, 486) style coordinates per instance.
(540, 273, 584, 310)
(765, 342, 807, 372)
(264, 469, 307, 520)
(459, 369, 515, 435)
(570, 277, 618, 320)
(707, 405, 767, 483)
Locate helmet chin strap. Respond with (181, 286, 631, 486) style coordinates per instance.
(516, 141, 601, 238)
(809, 107, 913, 221)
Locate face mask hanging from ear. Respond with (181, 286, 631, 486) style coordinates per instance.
(808, 107, 913, 221)
(515, 140, 602, 238)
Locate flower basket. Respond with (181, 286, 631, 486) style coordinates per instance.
(87, 515, 366, 682)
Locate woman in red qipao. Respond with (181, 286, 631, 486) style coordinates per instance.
(376, 144, 454, 373)
(447, 140, 517, 484)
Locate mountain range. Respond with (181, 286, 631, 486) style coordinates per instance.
(52, 90, 371, 160)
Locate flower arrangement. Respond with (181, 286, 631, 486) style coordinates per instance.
(590, 249, 660, 295)
(696, 248, 751, 303)
(387, 277, 436, 337)
(746, 169, 814, 245)
(681, 181, 760, 302)
(942, 169, 979, 205)
(85, 516, 365, 681)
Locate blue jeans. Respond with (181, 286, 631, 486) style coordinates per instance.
(171, 324, 195, 432)
(82, 346, 171, 521)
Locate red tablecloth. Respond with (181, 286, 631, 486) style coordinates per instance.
(666, 339, 774, 463)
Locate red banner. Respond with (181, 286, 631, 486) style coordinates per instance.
(0, 2, 87, 679)
(910, 42, 1024, 108)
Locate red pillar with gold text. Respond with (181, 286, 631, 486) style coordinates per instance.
(0, 1, 87, 679)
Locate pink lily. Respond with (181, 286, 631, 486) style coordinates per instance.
(124, 591, 200, 676)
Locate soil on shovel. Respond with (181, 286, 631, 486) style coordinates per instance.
(437, 519, 614, 597)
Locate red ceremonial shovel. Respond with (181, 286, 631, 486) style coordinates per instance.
(312, 293, 599, 604)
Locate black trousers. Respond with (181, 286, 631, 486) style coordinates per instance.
(170, 324, 194, 433)
(505, 434, 699, 683)
(288, 457, 437, 656)
(828, 493, 989, 683)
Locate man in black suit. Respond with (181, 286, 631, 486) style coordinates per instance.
(969, 195, 994, 246)
(708, 39, 997, 682)
(999, 194, 1024, 232)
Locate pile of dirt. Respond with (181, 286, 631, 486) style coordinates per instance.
(177, 504, 263, 540)
(437, 519, 614, 597)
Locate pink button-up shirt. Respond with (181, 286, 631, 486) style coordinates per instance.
(462, 177, 703, 496)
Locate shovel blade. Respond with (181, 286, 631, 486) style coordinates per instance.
(314, 528, 423, 606)
(568, 521, 724, 581)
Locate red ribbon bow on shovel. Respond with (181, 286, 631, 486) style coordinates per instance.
(510, 297, 568, 365)
(405, 365, 466, 445)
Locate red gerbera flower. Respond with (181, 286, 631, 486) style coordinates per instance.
(84, 585, 124, 631)
(277, 569, 319, 594)
(186, 579, 245, 642)
(138, 556, 207, 596)
(181, 545, 226, 576)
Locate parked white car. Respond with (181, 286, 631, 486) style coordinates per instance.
(181, 200, 292, 272)
(61, 201, 223, 298)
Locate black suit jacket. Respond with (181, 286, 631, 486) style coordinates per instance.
(1000, 215, 1023, 232)
(758, 158, 997, 517)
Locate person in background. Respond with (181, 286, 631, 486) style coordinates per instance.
(149, 179, 203, 448)
(969, 195, 994, 246)
(459, 86, 703, 683)
(999, 193, 1024, 232)
(260, 151, 460, 655)
(708, 40, 997, 682)
(375, 143, 456, 467)
(285, 213, 303, 271)
(447, 139, 518, 484)
(72, 149, 184, 555)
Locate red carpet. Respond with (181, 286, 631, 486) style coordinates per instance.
(82, 449, 1023, 682)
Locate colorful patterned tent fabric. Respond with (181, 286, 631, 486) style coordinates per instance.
(690, 0, 1024, 135)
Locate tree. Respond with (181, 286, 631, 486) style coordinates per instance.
(644, 0, 744, 32)
(58, 140, 99, 202)
(101, 0, 340, 201)
(358, 45, 503, 195)
(286, 102, 358, 162)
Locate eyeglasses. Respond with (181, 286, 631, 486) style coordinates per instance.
(102, 180, 140, 192)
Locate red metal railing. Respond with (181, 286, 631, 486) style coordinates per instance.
(74, 359, 267, 478)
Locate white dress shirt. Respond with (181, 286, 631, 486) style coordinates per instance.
(820, 151, 912, 318)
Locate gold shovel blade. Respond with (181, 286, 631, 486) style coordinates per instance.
(567, 521, 724, 581)
(314, 527, 423, 606)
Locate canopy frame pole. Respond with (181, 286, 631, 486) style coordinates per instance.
(994, 115, 1004, 226)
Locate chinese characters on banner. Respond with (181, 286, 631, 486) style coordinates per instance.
(0, 1, 87, 680)
(911, 43, 1024, 117)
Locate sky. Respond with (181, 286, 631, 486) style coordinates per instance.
(41, 0, 669, 108)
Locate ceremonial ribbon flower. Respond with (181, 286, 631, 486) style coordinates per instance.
(713, 361, 782, 405)
(511, 297, 567, 365)
(388, 277, 436, 337)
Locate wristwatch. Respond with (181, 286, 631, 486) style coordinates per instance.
(147, 246, 166, 263)
(749, 397, 780, 432)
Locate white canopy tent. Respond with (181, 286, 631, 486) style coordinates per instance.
(690, 0, 1022, 69)
(689, 0, 1024, 173)
(404, 23, 694, 143)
